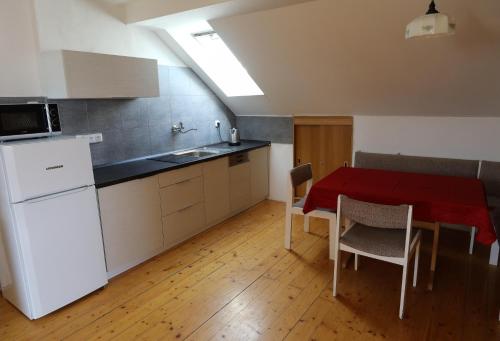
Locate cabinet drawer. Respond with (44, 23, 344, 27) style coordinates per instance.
(158, 164, 202, 188)
(160, 176, 203, 216)
(163, 202, 206, 249)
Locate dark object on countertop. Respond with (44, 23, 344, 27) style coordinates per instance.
(228, 142, 241, 146)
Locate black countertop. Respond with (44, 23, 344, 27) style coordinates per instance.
(93, 140, 271, 188)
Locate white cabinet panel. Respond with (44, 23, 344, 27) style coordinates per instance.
(160, 176, 203, 216)
(203, 157, 230, 226)
(163, 202, 206, 249)
(40, 50, 159, 98)
(249, 147, 270, 205)
(229, 162, 251, 214)
(98, 176, 163, 277)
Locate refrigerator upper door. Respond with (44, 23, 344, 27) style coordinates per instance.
(12, 185, 107, 319)
(1, 137, 94, 203)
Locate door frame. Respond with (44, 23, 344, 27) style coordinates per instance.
(293, 116, 353, 127)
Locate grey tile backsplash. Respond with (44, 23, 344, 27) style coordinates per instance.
(51, 66, 236, 165)
(236, 116, 293, 144)
(0, 66, 296, 166)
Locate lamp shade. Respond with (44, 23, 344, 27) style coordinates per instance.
(406, 12, 455, 39)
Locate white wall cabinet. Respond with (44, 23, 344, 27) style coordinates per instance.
(249, 147, 270, 205)
(40, 50, 159, 98)
(97, 176, 163, 278)
(203, 157, 231, 226)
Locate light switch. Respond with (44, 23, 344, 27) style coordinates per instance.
(76, 133, 103, 144)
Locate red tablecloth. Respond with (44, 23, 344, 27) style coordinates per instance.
(303, 167, 496, 245)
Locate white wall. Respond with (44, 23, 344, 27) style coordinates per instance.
(353, 116, 500, 162)
(34, 0, 185, 67)
(0, 0, 42, 96)
(269, 143, 293, 202)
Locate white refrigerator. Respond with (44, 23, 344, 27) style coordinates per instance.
(0, 137, 107, 319)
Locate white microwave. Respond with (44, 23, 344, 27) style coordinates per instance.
(0, 104, 61, 141)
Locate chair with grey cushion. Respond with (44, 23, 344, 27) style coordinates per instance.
(284, 163, 337, 260)
(479, 160, 500, 266)
(355, 151, 481, 284)
(332, 195, 422, 319)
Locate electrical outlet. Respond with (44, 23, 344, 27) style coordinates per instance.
(214, 120, 221, 128)
(76, 133, 103, 144)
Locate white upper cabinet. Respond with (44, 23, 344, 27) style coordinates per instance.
(39, 50, 160, 98)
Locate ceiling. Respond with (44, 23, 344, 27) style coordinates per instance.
(208, 0, 500, 116)
(123, 0, 500, 117)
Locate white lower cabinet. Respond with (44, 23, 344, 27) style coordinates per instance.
(203, 157, 230, 226)
(249, 147, 270, 205)
(159, 164, 206, 250)
(229, 161, 251, 214)
(97, 147, 269, 278)
(97, 176, 163, 278)
(163, 202, 206, 249)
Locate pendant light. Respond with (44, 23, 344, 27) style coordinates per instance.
(405, 0, 455, 39)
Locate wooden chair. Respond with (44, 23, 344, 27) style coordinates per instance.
(284, 163, 337, 260)
(333, 195, 422, 319)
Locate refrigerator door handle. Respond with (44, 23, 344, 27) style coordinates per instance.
(22, 186, 92, 204)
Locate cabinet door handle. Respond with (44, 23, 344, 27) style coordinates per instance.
(178, 203, 195, 212)
(175, 178, 192, 186)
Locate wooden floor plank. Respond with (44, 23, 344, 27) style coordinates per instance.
(0, 200, 498, 341)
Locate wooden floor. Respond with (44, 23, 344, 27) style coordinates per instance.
(0, 200, 498, 340)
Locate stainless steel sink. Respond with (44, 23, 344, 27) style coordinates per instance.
(174, 149, 220, 158)
(148, 148, 222, 164)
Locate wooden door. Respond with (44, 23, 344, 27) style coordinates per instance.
(294, 116, 353, 197)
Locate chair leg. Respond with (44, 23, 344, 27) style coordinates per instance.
(304, 215, 310, 233)
(399, 264, 408, 319)
(329, 217, 336, 260)
(413, 240, 420, 287)
(490, 241, 499, 266)
(284, 208, 292, 250)
(333, 248, 341, 297)
(354, 253, 359, 271)
(427, 222, 440, 291)
(469, 226, 476, 255)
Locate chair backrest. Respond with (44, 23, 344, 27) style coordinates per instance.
(338, 195, 410, 229)
(479, 161, 500, 197)
(290, 163, 313, 187)
(354, 151, 479, 178)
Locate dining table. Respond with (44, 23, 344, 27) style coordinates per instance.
(303, 166, 496, 289)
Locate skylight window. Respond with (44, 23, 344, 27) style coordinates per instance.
(169, 23, 263, 97)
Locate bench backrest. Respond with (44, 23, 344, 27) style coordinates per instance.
(479, 161, 500, 197)
(354, 151, 479, 179)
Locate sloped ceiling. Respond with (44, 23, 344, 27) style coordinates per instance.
(209, 0, 500, 116)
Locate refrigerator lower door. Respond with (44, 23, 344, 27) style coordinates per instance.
(12, 186, 107, 319)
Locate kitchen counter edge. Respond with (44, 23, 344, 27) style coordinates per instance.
(93, 140, 271, 189)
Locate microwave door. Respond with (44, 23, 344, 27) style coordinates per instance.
(0, 104, 50, 141)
